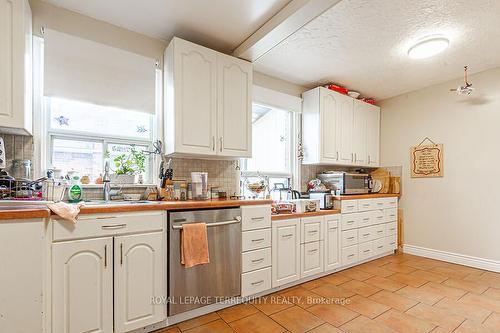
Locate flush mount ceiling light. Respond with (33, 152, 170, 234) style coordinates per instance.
(408, 37, 449, 59)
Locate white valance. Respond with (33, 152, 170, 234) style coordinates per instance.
(44, 29, 156, 114)
(252, 85, 302, 113)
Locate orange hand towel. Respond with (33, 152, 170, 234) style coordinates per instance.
(181, 223, 210, 268)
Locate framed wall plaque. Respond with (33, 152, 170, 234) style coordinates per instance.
(411, 143, 443, 178)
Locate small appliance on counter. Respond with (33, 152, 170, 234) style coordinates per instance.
(308, 191, 334, 210)
(286, 198, 320, 213)
(317, 171, 372, 195)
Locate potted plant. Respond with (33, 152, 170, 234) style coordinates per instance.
(106, 147, 146, 184)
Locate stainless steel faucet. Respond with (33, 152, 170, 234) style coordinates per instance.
(103, 160, 111, 201)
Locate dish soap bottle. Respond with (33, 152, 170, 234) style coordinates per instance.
(67, 178, 83, 203)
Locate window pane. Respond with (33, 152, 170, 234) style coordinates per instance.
(48, 97, 152, 139)
(246, 105, 291, 174)
(51, 138, 103, 179)
(107, 143, 150, 182)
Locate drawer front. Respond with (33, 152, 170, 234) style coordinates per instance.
(52, 211, 165, 241)
(302, 217, 323, 243)
(301, 241, 324, 277)
(358, 212, 373, 228)
(373, 237, 387, 255)
(341, 200, 358, 213)
(358, 199, 373, 212)
(373, 223, 386, 239)
(358, 226, 374, 243)
(386, 235, 397, 250)
(342, 245, 359, 265)
(241, 267, 272, 297)
(372, 198, 386, 210)
(242, 205, 271, 231)
(242, 248, 271, 273)
(385, 208, 398, 222)
(242, 229, 271, 252)
(372, 209, 385, 224)
(359, 241, 374, 261)
(341, 214, 359, 230)
(384, 197, 398, 209)
(341, 229, 358, 247)
(386, 222, 397, 236)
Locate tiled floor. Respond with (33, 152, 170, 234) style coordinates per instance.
(156, 253, 500, 333)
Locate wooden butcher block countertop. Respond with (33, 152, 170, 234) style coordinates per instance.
(272, 209, 340, 221)
(333, 193, 400, 200)
(0, 205, 51, 220)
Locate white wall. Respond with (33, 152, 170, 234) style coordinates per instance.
(380, 66, 500, 263)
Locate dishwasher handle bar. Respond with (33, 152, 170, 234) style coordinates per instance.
(171, 216, 242, 230)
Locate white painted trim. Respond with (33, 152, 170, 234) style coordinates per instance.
(403, 244, 500, 273)
(253, 85, 302, 113)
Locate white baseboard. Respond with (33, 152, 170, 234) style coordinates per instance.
(403, 244, 500, 273)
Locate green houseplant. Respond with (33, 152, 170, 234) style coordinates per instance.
(106, 147, 146, 184)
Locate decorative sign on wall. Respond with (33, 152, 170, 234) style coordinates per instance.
(411, 137, 443, 178)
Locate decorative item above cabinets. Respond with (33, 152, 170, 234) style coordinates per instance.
(0, 0, 32, 135)
(302, 87, 380, 167)
(164, 37, 252, 158)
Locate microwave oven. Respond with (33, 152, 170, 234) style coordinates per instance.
(317, 172, 372, 195)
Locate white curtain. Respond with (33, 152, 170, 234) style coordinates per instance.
(44, 29, 156, 114)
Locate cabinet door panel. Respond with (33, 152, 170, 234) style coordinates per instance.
(325, 218, 340, 271)
(338, 97, 354, 163)
(367, 104, 380, 166)
(217, 54, 252, 157)
(353, 101, 368, 165)
(272, 219, 300, 287)
(320, 89, 339, 162)
(114, 232, 166, 333)
(174, 39, 217, 154)
(52, 238, 113, 333)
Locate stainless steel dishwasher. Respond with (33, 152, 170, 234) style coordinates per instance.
(168, 207, 242, 316)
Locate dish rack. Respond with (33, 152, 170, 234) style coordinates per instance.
(42, 180, 67, 202)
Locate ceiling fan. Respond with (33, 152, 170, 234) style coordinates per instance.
(450, 66, 475, 95)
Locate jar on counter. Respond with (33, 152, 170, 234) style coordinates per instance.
(11, 159, 31, 179)
(164, 180, 174, 201)
(180, 183, 187, 201)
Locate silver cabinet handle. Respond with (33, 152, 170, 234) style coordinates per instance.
(120, 243, 123, 266)
(351, 153, 354, 162)
(308, 230, 318, 234)
(347, 236, 355, 240)
(104, 245, 107, 268)
(377, 245, 384, 249)
(377, 230, 384, 233)
(346, 220, 355, 224)
(251, 258, 264, 263)
(251, 280, 264, 286)
(355, 153, 357, 161)
(363, 218, 370, 221)
(348, 254, 355, 258)
(281, 233, 294, 238)
(102, 224, 127, 229)
(172, 216, 242, 229)
(329, 227, 337, 231)
(251, 238, 265, 243)
(336, 151, 339, 160)
(219, 137, 223, 152)
(251, 217, 264, 221)
(363, 249, 371, 253)
(308, 249, 318, 254)
(362, 233, 370, 237)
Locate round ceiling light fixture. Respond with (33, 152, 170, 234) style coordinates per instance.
(407, 36, 449, 59)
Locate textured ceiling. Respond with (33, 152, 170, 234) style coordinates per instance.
(41, 0, 291, 53)
(254, 0, 500, 99)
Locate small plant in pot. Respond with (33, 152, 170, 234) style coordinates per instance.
(106, 148, 146, 184)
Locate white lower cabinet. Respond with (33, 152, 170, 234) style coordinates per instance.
(272, 218, 301, 287)
(242, 267, 272, 297)
(52, 237, 114, 333)
(324, 216, 341, 271)
(301, 241, 324, 277)
(114, 232, 165, 333)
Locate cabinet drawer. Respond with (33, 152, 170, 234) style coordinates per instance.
(373, 224, 386, 239)
(372, 198, 386, 210)
(386, 222, 397, 236)
(358, 199, 373, 212)
(341, 200, 358, 213)
(342, 245, 359, 265)
(341, 229, 358, 247)
(301, 241, 324, 277)
(242, 229, 271, 252)
(52, 211, 165, 241)
(242, 205, 271, 231)
(359, 241, 374, 261)
(241, 267, 272, 297)
(373, 238, 387, 255)
(242, 248, 271, 273)
(302, 217, 323, 243)
(358, 226, 374, 243)
(383, 197, 398, 209)
(358, 212, 373, 228)
(372, 209, 385, 224)
(386, 235, 397, 250)
(385, 208, 398, 222)
(341, 214, 359, 230)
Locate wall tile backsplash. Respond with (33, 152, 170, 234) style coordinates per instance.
(0, 134, 34, 175)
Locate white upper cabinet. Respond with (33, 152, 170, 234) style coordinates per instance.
(302, 87, 380, 167)
(164, 37, 252, 158)
(0, 0, 32, 135)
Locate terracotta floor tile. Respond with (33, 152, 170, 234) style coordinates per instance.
(339, 267, 374, 281)
(402, 260, 441, 271)
(280, 286, 324, 308)
(177, 312, 221, 331)
(459, 292, 500, 313)
(434, 297, 492, 322)
(157, 327, 181, 333)
(429, 266, 469, 280)
(396, 286, 443, 305)
(307, 322, 344, 333)
(270, 306, 324, 333)
(454, 319, 497, 333)
(429, 327, 452, 333)
(418, 282, 467, 300)
(307, 303, 359, 327)
(405, 303, 465, 331)
(483, 287, 500, 301)
(483, 312, 500, 331)
(340, 315, 398, 333)
(184, 319, 234, 333)
(369, 290, 419, 312)
(375, 309, 436, 333)
(344, 294, 390, 318)
(466, 272, 500, 289)
(365, 275, 406, 292)
(410, 269, 448, 283)
(300, 278, 326, 290)
(229, 312, 286, 333)
(320, 273, 352, 285)
(252, 295, 294, 315)
(388, 273, 428, 287)
(340, 279, 381, 297)
(442, 278, 489, 294)
(217, 303, 259, 323)
(356, 262, 396, 277)
(311, 283, 356, 299)
(382, 263, 417, 274)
